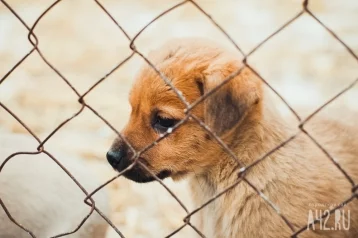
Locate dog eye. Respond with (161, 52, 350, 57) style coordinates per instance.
(153, 115, 177, 132)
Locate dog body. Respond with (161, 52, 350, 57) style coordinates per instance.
(189, 105, 358, 238)
(107, 38, 358, 237)
(0, 134, 109, 238)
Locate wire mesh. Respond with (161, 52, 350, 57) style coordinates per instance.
(0, 0, 357, 237)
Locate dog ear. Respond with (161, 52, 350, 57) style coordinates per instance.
(201, 64, 261, 136)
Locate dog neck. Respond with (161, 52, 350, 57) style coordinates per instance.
(187, 105, 295, 237)
(190, 95, 293, 198)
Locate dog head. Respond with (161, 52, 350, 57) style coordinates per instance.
(107, 38, 262, 183)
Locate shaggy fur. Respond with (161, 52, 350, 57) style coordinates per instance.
(108, 38, 358, 238)
(0, 134, 109, 238)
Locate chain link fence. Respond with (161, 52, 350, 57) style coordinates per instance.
(1, 0, 357, 237)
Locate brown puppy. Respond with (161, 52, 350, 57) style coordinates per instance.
(107, 38, 358, 237)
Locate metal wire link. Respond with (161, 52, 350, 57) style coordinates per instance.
(0, 0, 357, 237)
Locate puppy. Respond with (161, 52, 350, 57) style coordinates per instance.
(0, 134, 109, 238)
(107, 38, 358, 237)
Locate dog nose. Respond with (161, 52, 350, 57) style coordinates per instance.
(106, 150, 124, 167)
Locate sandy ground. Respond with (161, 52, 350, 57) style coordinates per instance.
(1, 0, 358, 237)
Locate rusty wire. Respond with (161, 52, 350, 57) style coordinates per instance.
(0, 0, 357, 237)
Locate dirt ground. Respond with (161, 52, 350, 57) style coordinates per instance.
(1, 0, 358, 237)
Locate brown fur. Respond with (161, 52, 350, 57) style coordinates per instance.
(109, 38, 358, 237)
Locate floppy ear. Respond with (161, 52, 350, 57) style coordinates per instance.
(202, 64, 261, 136)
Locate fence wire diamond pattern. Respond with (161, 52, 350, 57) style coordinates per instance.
(0, 0, 357, 237)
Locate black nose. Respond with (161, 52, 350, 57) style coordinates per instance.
(106, 150, 124, 167)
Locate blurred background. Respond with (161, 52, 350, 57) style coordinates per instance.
(1, 0, 358, 237)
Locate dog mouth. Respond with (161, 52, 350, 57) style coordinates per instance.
(122, 168, 171, 183)
(114, 157, 172, 183)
